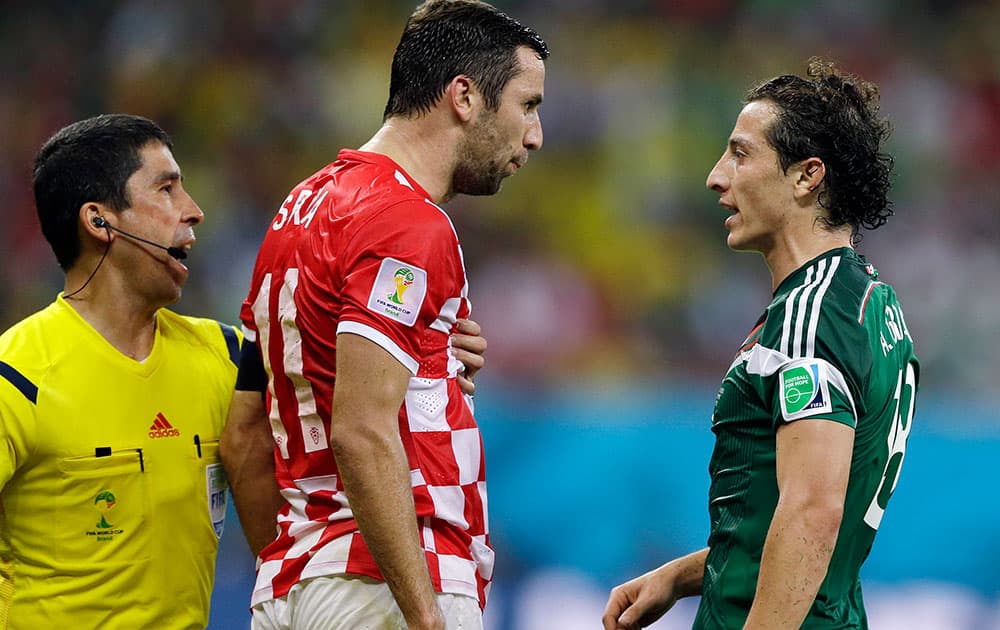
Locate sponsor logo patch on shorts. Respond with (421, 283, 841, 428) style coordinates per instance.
(367, 258, 427, 327)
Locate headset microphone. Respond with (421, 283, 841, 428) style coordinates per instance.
(92, 216, 187, 260)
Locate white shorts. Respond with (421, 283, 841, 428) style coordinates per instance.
(250, 574, 483, 630)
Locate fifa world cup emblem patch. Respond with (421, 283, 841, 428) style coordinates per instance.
(95, 490, 116, 529)
(89, 489, 125, 541)
(367, 257, 428, 327)
(389, 268, 416, 304)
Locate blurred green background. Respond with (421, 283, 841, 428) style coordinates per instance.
(2, 1, 998, 628)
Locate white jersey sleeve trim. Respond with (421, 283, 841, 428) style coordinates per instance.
(337, 320, 419, 374)
(747, 347, 858, 423)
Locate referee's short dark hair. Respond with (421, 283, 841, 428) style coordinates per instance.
(33, 114, 172, 270)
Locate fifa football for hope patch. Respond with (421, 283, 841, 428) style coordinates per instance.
(779, 360, 833, 421)
(366, 257, 428, 327)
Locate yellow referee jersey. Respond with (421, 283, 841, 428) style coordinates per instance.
(0, 296, 240, 629)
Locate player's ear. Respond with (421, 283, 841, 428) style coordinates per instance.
(446, 75, 477, 123)
(793, 157, 825, 201)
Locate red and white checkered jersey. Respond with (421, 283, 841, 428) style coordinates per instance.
(240, 150, 493, 609)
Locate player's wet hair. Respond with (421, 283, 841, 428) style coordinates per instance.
(33, 114, 172, 270)
(384, 0, 549, 119)
(746, 57, 894, 242)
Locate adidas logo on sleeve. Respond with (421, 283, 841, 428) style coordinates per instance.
(148, 412, 180, 438)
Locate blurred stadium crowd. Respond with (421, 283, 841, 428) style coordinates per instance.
(3, 0, 999, 402)
(3, 1, 1000, 628)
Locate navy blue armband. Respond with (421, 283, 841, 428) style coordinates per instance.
(235, 338, 267, 396)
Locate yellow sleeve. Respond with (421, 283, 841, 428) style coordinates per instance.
(0, 369, 37, 490)
(0, 363, 38, 624)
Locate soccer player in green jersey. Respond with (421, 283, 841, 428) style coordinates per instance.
(604, 58, 919, 629)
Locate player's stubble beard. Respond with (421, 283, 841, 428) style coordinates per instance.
(452, 108, 509, 197)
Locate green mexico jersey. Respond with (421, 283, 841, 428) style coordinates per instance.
(695, 248, 919, 629)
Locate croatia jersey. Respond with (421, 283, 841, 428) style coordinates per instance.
(695, 248, 919, 629)
(242, 150, 492, 609)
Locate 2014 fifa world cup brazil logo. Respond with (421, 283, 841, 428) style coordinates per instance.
(94, 490, 117, 529)
(389, 268, 415, 304)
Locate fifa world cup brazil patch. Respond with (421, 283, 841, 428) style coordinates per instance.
(88, 489, 125, 541)
(367, 258, 428, 327)
(779, 361, 833, 421)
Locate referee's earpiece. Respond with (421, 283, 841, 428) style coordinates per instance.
(86, 215, 187, 260)
(67, 215, 113, 300)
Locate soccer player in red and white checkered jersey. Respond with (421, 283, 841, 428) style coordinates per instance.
(219, 2, 548, 629)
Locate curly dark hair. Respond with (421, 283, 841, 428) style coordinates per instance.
(383, 0, 549, 119)
(746, 57, 894, 240)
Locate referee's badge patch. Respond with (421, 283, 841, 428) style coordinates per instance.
(206, 463, 227, 539)
(367, 258, 427, 327)
(779, 361, 833, 421)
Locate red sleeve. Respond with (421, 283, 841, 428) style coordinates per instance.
(335, 199, 463, 374)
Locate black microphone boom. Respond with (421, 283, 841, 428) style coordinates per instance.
(93, 217, 187, 260)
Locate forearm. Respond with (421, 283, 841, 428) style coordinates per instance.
(745, 502, 841, 629)
(661, 547, 708, 598)
(220, 391, 283, 556)
(332, 425, 442, 630)
(602, 547, 707, 630)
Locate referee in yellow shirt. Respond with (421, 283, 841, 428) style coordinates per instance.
(0, 115, 240, 629)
